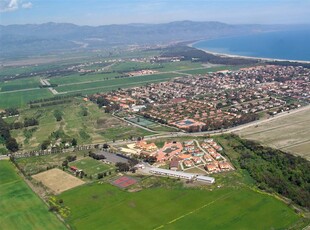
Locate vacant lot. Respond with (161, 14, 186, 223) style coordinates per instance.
(69, 157, 114, 177)
(32, 168, 85, 194)
(58, 182, 300, 230)
(0, 160, 66, 230)
(15, 150, 88, 175)
(236, 106, 310, 160)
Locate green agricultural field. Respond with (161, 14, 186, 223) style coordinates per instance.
(55, 73, 181, 93)
(236, 106, 310, 160)
(0, 89, 53, 109)
(157, 61, 203, 72)
(108, 61, 163, 72)
(0, 77, 40, 92)
(0, 160, 66, 230)
(49, 72, 120, 85)
(58, 182, 301, 230)
(180, 65, 249, 75)
(69, 157, 114, 176)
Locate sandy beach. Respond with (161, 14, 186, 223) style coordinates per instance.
(188, 40, 310, 64)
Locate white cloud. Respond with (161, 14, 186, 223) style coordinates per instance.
(0, 0, 19, 12)
(0, 0, 32, 12)
(21, 2, 32, 9)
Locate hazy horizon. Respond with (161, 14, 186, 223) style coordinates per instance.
(1, 0, 310, 26)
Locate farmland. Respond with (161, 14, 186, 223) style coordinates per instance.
(58, 182, 301, 230)
(0, 77, 40, 92)
(0, 57, 216, 109)
(236, 106, 310, 160)
(0, 89, 53, 109)
(54, 73, 182, 93)
(0, 160, 66, 230)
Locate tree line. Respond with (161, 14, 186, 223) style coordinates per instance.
(161, 45, 259, 65)
(9, 118, 39, 130)
(0, 117, 19, 152)
(0, 108, 19, 118)
(226, 135, 310, 209)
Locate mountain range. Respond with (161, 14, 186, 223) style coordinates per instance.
(0, 20, 308, 59)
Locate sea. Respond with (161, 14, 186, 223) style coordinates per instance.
(193, 29, 310, 61)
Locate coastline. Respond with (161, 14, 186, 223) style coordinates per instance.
(188, 40, 310, 64)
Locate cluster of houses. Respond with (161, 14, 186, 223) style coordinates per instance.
(122, 138, 233, 174)
(128, 69, 158, 76)
(93, 65, 309, 132)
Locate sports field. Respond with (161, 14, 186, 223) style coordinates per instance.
(126, 116, 179, 132)
(236, 106, 310, 160)
(58, 183, 300, 230)
(69, 157, 114, 176)
(0, 160, 66, 230)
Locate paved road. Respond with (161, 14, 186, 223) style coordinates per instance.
(110, 105, 310, 146)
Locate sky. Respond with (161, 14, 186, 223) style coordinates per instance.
(0, 0, 310, 26)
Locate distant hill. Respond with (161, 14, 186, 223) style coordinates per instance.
(0, 20, 307, 59)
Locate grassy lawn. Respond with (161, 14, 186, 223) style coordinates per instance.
(12, 99, 154, 150)
(0, 89, 53, 109)
(100, 126, 154, 141)
(0, 160, 66, 230)
(58, 182, 301, 230)
(69, 157, 114, 176)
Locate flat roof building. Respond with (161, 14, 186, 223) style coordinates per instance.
(148, 167, 215, 183)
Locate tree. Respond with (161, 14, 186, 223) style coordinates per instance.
(115, 162, 130, 172)
(97, 173, 104, 179)
(5, 137, 19, 152)
(41, 140, 51, 150)
(62, 160, 68, 167)
(71, 138, 77, 147)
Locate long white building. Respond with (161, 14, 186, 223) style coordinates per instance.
(148, 167, 215, 183)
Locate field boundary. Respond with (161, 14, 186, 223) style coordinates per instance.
(154, 191, 234, 229)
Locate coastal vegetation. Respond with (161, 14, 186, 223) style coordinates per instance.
(216, 134, 310, 209)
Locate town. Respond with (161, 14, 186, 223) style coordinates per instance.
(121, 138, 233, 175)
(91, 65, 309, 132)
